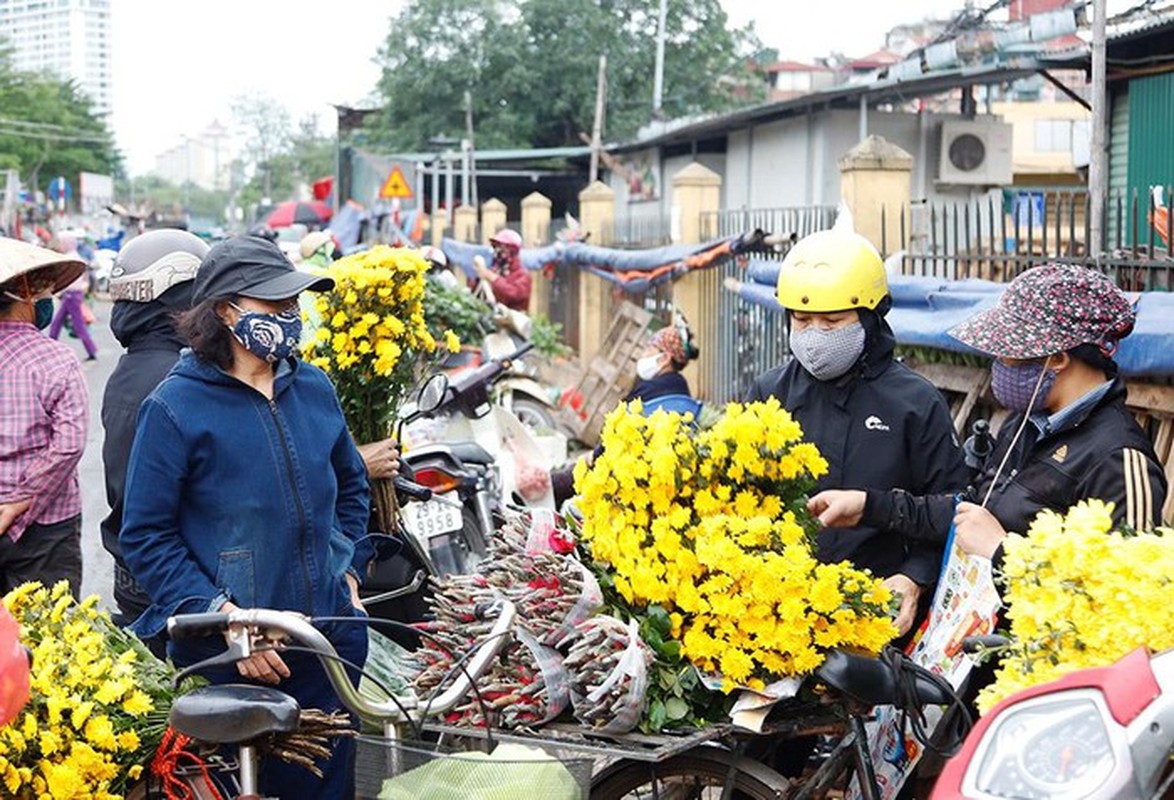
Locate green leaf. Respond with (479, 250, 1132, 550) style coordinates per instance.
(648, 698, 667, 731)
(657, 640, 682, 660)
(664, 697, 690, 721)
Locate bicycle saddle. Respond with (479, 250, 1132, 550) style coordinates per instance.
(815, 651, 956, 707)
(169, 684, 300, 744)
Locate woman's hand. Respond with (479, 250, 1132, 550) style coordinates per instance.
(357, 438, 400, 480)
(953, 502, 1007, 559)
(0, 499, 31, 537)
(220, 601, 291, 685)
(881, 573, 921, 637)
(806, 490, 866, 528)
(345, 572, 364, 613)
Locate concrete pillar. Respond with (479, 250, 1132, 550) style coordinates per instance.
(453, 205, 478, 243)
(669, 162, 722, 398)
(577, 181, 616, 365)
(521, 192, 553, 317)
(480, 198, 507, 245)
(430, 208, 446, 247)
(839, 135, 913, 258)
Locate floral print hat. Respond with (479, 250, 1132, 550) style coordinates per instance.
(949, 263, 1136, 360)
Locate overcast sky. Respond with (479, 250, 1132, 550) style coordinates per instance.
(111, 0, 978, 176)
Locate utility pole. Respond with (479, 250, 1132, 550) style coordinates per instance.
(464, 90, 478, 208)
(652, 0, 668, 118)
(589, 54, 607, 184)
(1089, 0, 1107, 257)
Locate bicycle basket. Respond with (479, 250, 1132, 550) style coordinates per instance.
(354, 736, 593, 800)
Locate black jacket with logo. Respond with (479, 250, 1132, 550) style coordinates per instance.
(746, 318, 969, 586)
(863, 376, 1167, 556)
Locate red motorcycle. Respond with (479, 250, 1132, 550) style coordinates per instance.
(932, 646, 1173, 799)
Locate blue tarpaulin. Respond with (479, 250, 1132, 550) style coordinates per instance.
(441, 232, 770, 294)
(737, 264, 1174, 378)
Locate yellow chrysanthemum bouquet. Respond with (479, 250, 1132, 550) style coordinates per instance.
(977, 499, 1174, 713)
(1, 582, 187, 799)
(574, 399, 897, 717)
(301, 245, 460, 529)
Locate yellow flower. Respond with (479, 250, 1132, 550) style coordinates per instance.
(122, 690, 154, 716)
(444, 329, 461, 353)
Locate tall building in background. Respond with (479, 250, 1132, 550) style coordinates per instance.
(154, 121, 233, 191)
(0, 0, 113, 116)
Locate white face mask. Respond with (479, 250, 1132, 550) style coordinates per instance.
(636, 354, 665, 381)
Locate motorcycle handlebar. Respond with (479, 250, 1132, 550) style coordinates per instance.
(393, 476, 432, 502)
(166, 601, 518, 727)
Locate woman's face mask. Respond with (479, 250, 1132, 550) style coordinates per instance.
(991, 358, 1057, 414)
(789, 321, 866, 381)
(4, 291, 54, 330)
(636, 353, 666, 381)
(228, 301, 303, 363)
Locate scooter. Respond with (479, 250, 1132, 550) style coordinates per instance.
(400, 342, 555, 565)
(931, 643, 1174, 799)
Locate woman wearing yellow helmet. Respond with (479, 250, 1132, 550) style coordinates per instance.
(746, 228, 968, 638)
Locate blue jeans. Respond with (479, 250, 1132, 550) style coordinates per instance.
(171, 612, 369, 799)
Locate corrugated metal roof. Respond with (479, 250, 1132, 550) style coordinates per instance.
(376, 145, 593, 163)
(611, 57, 1045, 153)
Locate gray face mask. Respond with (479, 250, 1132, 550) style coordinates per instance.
(789, 321, 867, 381)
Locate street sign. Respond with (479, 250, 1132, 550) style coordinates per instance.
(379, 166, 413, 200)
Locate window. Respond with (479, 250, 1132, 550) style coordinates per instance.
(1034, 119, 1090, 153)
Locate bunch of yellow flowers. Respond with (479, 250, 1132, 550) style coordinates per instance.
(978, 499, 1174, 713)
(1, 582, 182, 799)
(574, 399, 897, 691)
(301, 245, 460, 446)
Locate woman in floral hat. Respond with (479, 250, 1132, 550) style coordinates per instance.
(810, 263, 1166, 568)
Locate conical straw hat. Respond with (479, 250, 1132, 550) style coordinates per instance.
(0, 237, 86, 294)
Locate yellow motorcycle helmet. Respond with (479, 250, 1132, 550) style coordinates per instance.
(776, 229, 887, 312)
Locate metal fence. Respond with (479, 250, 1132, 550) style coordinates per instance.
(603, 213, 673, 248)
(698, 206, 837, 403)
(887, 187, 1174, 291)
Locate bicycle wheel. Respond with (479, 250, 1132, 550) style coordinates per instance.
(590, 747, 793, 800)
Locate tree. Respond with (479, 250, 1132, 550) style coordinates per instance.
(116, 174, 230, 226)
(0, 45, 121, 193)
(231, 92, 292, 202)
(371, 0, 763, 152)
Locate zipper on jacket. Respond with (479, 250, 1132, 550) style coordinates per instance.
(268, 398, 314, 610)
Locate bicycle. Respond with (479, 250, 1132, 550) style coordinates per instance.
(154, 604, 969, 800)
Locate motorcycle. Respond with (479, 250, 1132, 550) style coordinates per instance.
(932, 643, 1174, 799)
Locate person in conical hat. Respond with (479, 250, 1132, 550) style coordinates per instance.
(0, 237, 90, 594)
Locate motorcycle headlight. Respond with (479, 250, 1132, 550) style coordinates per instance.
(963, 690, 1123, 799)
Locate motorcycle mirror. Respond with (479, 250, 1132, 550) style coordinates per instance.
(418, 373, 449, 413)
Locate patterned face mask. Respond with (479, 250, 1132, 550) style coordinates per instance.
(789, 321, 866, 381)
(228, 302, 302, 363)
(991, 359, 1057, 414)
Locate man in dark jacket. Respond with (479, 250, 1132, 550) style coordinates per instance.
(746, 227, 969, 637)
(100, 229, 209, 648)
(810, 263, 1166, 568)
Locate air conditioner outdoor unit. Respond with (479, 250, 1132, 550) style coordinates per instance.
(937, 119, 1013, 186)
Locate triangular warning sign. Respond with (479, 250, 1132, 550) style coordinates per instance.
(379, 166, 413, 199)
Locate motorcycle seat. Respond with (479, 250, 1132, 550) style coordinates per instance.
(448, 442, 495, 465)
(169, 684, 300, 744)
(815, 650, 956, 707)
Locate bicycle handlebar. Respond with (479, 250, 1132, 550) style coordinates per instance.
(166, 600, 517, 728)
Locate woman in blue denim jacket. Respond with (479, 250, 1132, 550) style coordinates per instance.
(120, 236, 373, 799)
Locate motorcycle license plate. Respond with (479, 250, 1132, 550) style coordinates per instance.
(402, 497, 463, 539)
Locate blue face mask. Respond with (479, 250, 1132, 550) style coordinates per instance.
(33, 297, 54, 330)
(991, 359, 1057, 414)
(228, 303, 302, 363)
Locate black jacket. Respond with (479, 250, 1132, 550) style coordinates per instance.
(625, 370, 690, 402)
(746, 316, 968, 586)
(863, 376, 1167, 557)
(100, 287, 191, 565)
